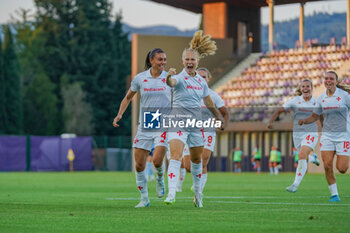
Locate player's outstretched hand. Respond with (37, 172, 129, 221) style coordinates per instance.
(298, 119, 304, 125)
(217, 116, 225, 130)
(168, 68, 176, 76)
(113, 115, 122, 128)
(267, 123, 273, 129)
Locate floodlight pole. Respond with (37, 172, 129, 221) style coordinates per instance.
(347, 0, 350, 46)
(299, 2, 305, 48)
(267, 0, 275, 51)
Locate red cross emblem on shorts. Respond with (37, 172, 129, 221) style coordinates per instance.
(196, 174, 202, 178)
(168, 173, 175, 179)
(337, 97, 341, 101)
(137, 186, 143, 191)
(198, 78, 201, 82)
(297, 173, 302, 176)
(134, 138, 139, 144)
(143, 79, 148, 82)
(162, 78, 166, 83)
(177, 130, 183, 136)
(185, 77, 188, 80)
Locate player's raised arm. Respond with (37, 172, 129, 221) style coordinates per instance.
(166, 68, 177, 87)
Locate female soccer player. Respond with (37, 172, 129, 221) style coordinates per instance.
(164, 31, 225, 207)
(178, 67, 228, 194)
(112, 48, 170, 208)
(299, 71, 350, 202)
(268, 79, 320, 189)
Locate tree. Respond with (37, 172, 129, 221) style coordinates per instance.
(24, 0, 131, 135)
(12, 9, 60, 135)
(61, 77, 94, 135)
(2, 25, 22, 134)
(0, 36, 5, 134)
(23, 72, 59, 135)
(70, 2, 130, 135)
(107, 12, 131, 135)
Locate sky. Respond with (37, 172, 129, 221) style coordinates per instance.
(0, 0, 347, 30)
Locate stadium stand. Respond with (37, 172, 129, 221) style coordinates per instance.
(215, 44, 350, 121)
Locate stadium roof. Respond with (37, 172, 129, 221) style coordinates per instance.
(150, 0, 324, 13)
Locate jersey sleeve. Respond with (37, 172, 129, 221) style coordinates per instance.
(212, 92, 225, 109)
(343, 91, 350, 109)
(283, 98, 294, 111)
(313, 96, 323, 115)
(130, 75, 140, 92)
(202, 81, 209, 98)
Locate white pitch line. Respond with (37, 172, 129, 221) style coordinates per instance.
(209, 200, 350, 206)
(106, 195, 349, 201)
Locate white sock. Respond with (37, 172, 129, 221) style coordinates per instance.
(191, 162, 203, 195)
(293, 159, 307, 186)
(167, 160, 181, 198)
(177, 168, 186, 188)
(201, 173, 208, 193)
(308, 154, 315, 163)
(155, 162, 164, 180)
(269, 167, 273, 174)
(328, 183, 338, 196)
(274, 166, 279, 175)
(135, 170, 148, 200)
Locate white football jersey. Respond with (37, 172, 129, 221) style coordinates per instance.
(283, 95, 318, 135)
(130, 69, 171, 123)
(172, 69, 209, 109)
(314, 88, 350, 141)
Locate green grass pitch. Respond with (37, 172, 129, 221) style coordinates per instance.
(0, 172, 349, 233)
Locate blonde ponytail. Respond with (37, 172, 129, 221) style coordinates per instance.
(183, 30, 217, 60)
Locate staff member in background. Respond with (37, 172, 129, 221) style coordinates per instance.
(232, 147, 243, 173)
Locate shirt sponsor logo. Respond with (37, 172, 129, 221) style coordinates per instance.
(143, 87, 166, 92)
(323, 106, 340, 111)
(297, 108, 313, 112)
(186, 85, 202, 90)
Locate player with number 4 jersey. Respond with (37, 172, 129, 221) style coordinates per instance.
(268, 79, 321, 193)
(113, 48, 170, 208)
